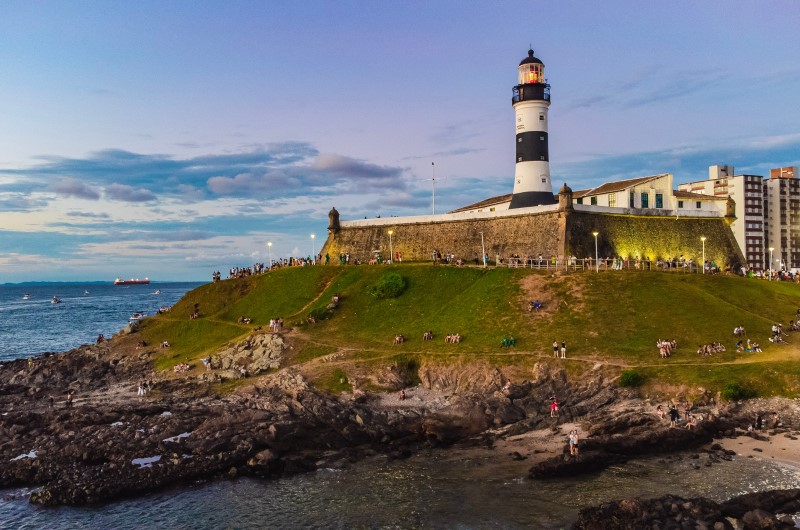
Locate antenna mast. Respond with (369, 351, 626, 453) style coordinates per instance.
(431, 162, 435, 215)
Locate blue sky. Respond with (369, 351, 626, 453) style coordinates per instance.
(1, 1, 799, 281)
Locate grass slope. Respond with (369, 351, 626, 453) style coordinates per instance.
(138, 265, 800, 397)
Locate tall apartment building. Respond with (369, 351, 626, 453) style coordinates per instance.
(764, 166, 800, 271)
(677, 165, 765, 270)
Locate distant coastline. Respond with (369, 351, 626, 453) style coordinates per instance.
(1, 280, 207, 286)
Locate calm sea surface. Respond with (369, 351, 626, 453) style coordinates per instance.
(0, 282, 203, 361)
(1, 281, 799, 528)
(1, 451, 799, 529)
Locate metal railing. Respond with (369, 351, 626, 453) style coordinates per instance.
(500, 258, 706, 274)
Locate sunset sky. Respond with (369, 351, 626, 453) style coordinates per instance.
(1, 1, 799, 282)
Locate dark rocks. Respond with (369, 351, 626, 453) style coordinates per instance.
(530, 450, 625, 478)
(529, 413, 723, 479)
(573, 490, 800, 529)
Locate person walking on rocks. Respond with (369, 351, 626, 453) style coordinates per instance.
(550, 398, 559, 418)
(553, 340, 559, 358)
(669, 405, 679, 427)
(66, 391, 73, 409)
(560, 340, 566, 359)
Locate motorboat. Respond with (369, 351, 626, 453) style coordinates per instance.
(114, 277, 150, 285)
(84, 290, 90, 296)
(51, 296, 62, 304)
(129, 312, 146, 322)
(152, 289, 161, 295)
(22, 293, 30, 300)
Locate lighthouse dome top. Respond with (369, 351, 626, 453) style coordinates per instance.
(519, 49, 543, 66)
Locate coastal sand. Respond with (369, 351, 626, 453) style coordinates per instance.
(717, 432, 800, 469)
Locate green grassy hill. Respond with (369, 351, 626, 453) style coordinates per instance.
(136, 265, 800, 397)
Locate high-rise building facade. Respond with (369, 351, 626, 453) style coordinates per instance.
(764, 166, 800, 271)
(677, 165, 765, 270)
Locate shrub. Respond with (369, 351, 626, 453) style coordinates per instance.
(721, 382, 756, 401)
(368, 272, 407, 299)
(619, 370, 645, 387)
(307, 307, 332, 323)
(393, 354, 421, 386)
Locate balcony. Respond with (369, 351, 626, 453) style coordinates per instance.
(512, 84, 551, 104)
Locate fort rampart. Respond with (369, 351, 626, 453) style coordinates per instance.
(321, 188, 745, 267)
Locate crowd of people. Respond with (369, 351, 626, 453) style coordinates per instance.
(769, 323, 786, 343)
(656, 404, 703, 429)
(444, 333, 463, 343)
(697, 342, 726, 356)
(212, 256, 326, 283)
(656, 339, 677, 358)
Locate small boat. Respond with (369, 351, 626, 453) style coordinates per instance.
(51, 296, 62, 304)
(114, 277, 150, 285)
(129, 312, 146, 322)
(84, 290, 90, 296)
(22, 293, 30, 300)
(152, 289, 161, 295)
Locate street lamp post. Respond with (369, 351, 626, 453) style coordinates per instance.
(769, 247, 774, 281)
(700, 236, 706, 274)
(388, 230, 394, 264)
(592, 231, 599, 272)
(310, 234, 316, 264)
(479, 231, 486, 268)
(267, 241, 272, 268)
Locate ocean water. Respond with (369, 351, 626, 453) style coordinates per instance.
(1, 450, 800, 529)
(0, 282, 203, 361)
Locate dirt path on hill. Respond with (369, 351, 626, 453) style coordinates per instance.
(292, 278, 336, 317)
(288, 334, 800, 372)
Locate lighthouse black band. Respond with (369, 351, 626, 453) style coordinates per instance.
(509, 191, 557, 208)
(515, 131, 549, 162)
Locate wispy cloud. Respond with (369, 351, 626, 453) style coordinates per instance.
(556, 133, 800, 189)
(65, 211, 110, 219)
(104, 183, 157, 202)
(0, 194, 49, 211)
(48, 178, 101, 200)
(0, 143, 409, 208)
(565, 68, 730, 111)
(428, 121, 483, 146)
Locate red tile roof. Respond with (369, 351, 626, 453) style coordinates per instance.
(449, 193, 512, 213)
(673, 190, 727, 201)
(578, 174, 669, 197)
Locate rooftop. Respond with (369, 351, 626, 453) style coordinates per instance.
(449, 193, 512, 213)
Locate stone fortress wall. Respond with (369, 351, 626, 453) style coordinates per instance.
(321, 188, 746, 267)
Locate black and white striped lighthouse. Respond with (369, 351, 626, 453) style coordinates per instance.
(508, 48, 555, 209)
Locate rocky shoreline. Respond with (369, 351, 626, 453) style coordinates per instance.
(2, 334, 800, 528)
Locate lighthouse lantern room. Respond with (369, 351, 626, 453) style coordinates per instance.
(509, 48, 555, 209)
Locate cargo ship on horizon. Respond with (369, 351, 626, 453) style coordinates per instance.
(114, 277, 150, 285)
